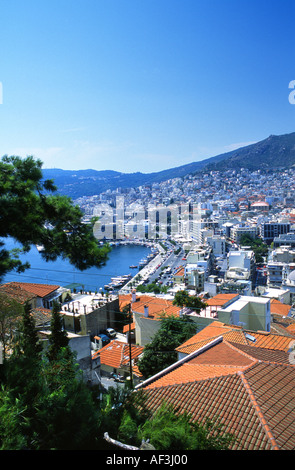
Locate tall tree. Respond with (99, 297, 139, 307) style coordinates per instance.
(46, 301, 69, 362)
(0, 155, 110, 280)
(4, 303, 43, 414)
(0, 292, 23, 362)
(17, 302, 43, 358)
(138, 315, 197, 378)
(173, 290, 207, 313)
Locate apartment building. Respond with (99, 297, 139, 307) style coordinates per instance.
(260, 222, 290, 243)
(230, 225, 259, 244)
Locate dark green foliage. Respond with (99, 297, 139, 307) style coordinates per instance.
(46, 301, 69, 362)
(0, 155, 110, 280)
(0, 299, 103, 450)
(173, 290, 207, 312)
(0, 351, 102, 449)
(239, 233, 269, 263)
(138, 315, 197, 378)
(0, 314, 101, 450)
(136, 282, 167, 294)
(17, 303, 43, 358)
(118, 401, 235, 450)
(0, 292, 24, 362)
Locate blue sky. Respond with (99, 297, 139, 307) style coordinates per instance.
(0, 0, 294, 173)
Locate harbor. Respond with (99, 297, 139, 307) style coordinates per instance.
(2, 237, 155, 294)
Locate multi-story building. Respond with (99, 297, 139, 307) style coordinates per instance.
(230, 225, 259, 244)
(260, 222, 290, 244)
(184, 266, 205, 292)
(206, 235, 227, 257)
(273, 232, 295, 248)
(186, 245, 214, 280)
(227, 249, 256, 281)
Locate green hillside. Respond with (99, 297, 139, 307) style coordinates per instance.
(41, 131, 295, 198)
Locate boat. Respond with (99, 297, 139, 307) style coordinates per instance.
(139, 258, 148, 266)
(104, 284, 114, 291)
(108, 274, 132, 289)
(129, 265, 138, 269)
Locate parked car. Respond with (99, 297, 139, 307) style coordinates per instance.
(105, 328, 116, 338)
(111, 372, 124, 382)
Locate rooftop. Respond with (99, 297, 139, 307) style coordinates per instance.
(119, 293, 181, 320)
(135, 334, 295, 450)
(4, 282, 60, 298)
(93, 339, 144, 369)
(175, 320, 294, 355)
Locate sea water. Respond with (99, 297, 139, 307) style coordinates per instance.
(2, 238, 151, 293)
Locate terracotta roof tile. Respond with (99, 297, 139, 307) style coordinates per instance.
(286, 324, 295, 335)
(123, 322, 135, 333)
(174, 267, 185, 277)
(176, 320, 292, 354)
(176, 321, 247, 354)
(30, 307, 52, 327)
(205, 293, 239, 306)
(130, 294, 181, 320)
(94, 340, 144, 369)
(3, 282, 60, 298)
(0, 283, 36, 304)
(248, 331, 292, 351)
(145, 363, 244, 388)
(136, 372, 276, 450)
(135, 340, 295, 450)
(270, 299, 292, 316)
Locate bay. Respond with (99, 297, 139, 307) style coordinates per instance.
(2, 238, 152, 293)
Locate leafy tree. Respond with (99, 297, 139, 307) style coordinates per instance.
(17, 302, 43, 358)
(0, 388, 29, 449)
(0, 303, 102, 450)
(0, 292, 23, 362)
(239, 233, 269, 263)
(117, 401, 235, 450)
(173, 290, 207, 313)
(0, 155, 110, 281)
(4, 303, 43, 407)
(138, 315, 197, 378)
(0, 348, 102, 449)
(31, 361, 101, 450)
(136, 282, 168, 294)
(137, 402, 235, 450)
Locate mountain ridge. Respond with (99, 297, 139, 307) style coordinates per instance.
(42, 131, 295, 198)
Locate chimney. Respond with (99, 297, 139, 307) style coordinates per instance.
(131, 290, 136, 303)
(144, 305, 149, 317)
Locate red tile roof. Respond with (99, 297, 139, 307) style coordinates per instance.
(176, 320, 294, 355)
(205, 293, 239, 307)
(270, 298, 292, 316)
(120, 293, 181, 321)
(93, 340, 144, 369)
(135, 337, 295, 450)
(2, 282, 60, 298)
(0, 283, 36, 304)
(174, 267, 185, 277)
(123, 322, 135, 333)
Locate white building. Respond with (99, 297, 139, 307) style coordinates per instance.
(217, 295, 271, 332)
(227, 249, 256, 280)
(206, 235, 227, 257)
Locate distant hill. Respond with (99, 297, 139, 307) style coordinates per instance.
(42, 131, 295, 198)
(204, 132, 295, 172)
